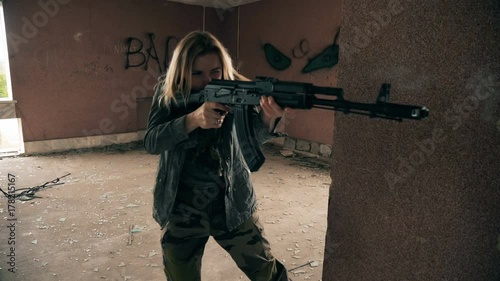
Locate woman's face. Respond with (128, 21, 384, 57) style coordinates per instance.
(191, 52, 223, 92)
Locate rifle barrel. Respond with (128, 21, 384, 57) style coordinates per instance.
(309, 86, 344, 97)
(312, 98, 429, 120)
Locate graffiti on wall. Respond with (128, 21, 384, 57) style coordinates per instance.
(263, 43, 292, 71)
(125, 33, 178, 73)
(263, 28, 340, 73)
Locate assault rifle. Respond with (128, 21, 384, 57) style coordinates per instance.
(187, 77, 429, 172)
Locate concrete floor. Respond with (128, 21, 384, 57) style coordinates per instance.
(0, 143, 331, 281)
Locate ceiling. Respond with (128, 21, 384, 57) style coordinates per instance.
(167, 0, 264, 9)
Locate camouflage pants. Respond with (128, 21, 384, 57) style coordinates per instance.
(160, 183, 288, 281)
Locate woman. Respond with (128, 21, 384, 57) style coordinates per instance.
(144, 30, 289, 281)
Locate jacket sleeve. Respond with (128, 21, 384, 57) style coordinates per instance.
(250, 105, 283, 145)
(143, 85, 192, 154)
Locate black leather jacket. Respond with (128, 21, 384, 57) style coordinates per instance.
(144, 85, 276, 231)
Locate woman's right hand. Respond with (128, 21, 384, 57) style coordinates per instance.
(185, 102, 230, 133)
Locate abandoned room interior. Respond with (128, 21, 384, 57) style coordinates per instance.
(0, 0, 499, 280)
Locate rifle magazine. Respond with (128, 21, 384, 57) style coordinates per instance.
(233, 106, 266, 172)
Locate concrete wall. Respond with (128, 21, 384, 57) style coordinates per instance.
(3, 0, 341, 153)
(204, 6, 238, 63)
(4, 1, 499, 279)
(4, 0, 202, 146)
(323, 0, 500, 280)
(231, 0, 342, 145)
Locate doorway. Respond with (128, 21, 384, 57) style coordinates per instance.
(0, 1, 24, 156)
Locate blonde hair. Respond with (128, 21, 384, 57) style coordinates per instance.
(158, 31, 248, 107)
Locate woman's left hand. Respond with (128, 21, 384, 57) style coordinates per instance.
(259, 96, 285, 130)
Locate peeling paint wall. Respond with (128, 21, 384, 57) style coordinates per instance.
(324, 0, 500, 280)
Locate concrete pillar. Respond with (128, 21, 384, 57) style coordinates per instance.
(323, 1, 500, 280)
